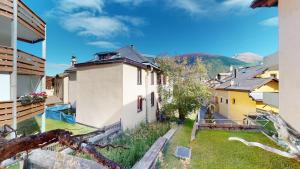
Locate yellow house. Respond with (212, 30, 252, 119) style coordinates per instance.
(211, 66, 279, 123)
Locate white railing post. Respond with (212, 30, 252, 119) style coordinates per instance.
(11, 0, 18, 138)
(41, 25, 47, 132)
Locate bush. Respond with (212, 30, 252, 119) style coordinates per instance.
(99, 122, 170, 168)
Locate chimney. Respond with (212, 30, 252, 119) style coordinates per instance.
(230, 65, 233, 72)
(71, 55, 77, 67)
(234, 68, 237, 78)
(230, 80, 235, 86)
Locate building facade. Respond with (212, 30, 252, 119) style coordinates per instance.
(0, 0, 47, 132)
(252, 0, 300, 132)
(211, 65, 279, 123)
(64, 46, 165, 130)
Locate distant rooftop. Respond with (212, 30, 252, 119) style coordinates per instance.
(215, 66, 277, 91)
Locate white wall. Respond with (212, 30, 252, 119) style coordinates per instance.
(279, 0, 300, 131)
(0, 74, 10, 101)
(76, 64, 123, 128)
(145, 71, 159, 123)
(68, 73, 77, 108)
(122, 64, 147, 129)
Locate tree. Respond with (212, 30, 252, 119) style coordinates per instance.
(157, 57, 211, 120)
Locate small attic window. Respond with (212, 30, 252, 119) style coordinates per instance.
(232, 99, 236, 104)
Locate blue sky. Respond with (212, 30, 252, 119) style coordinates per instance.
(20, 0, 278, 76)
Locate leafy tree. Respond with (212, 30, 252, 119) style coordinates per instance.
(157, 57, 211, 120)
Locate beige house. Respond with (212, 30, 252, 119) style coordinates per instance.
(64, 46, 165, 129)
(252, 0, 300, 132)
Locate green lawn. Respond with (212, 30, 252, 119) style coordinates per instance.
(17, 116, 95, 135)
(163, 118, 300, 169)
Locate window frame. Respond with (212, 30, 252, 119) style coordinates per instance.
(137, 68, 142, 85)
(151, 71, 154, 85)
(137, 96, 143, 112)
(151, 92, 155, 107)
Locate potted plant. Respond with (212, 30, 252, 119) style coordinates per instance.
(19, 92, 47, 105)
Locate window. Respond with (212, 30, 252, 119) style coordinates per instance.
(137, 96, 143, 112)
(151, 72, 154, 85)
(232, 98, 236, 104)
(137, 68, 142, 85)
(271, 73, 277, 79)
(220, 98, 223, 103)
(151, 92, 155, 107)
(226, 99, 228, 104)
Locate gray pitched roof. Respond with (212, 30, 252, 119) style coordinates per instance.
(73, 46, 159, 69)
(215, 65, 277, 91)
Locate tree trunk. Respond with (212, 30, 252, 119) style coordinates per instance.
(0, 129, 123, 169)
(178, 110, 185, 121)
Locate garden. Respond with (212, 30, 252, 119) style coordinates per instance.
(78, 122, 171, 169)
(160, 116, 300, 169)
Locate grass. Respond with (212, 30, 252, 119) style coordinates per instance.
(162, 117, 300, 169)
(78, 122, 171, 169)
(17, 116, 95, 135)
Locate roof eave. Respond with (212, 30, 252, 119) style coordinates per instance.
(251, 0, 278, 8)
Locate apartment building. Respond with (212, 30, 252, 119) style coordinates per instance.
(0, 0, 46, 132)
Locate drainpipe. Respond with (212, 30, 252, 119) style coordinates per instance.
(145, 69, 149, 123)
(41, 25, 47, 132)
(11, 0, 18, 138)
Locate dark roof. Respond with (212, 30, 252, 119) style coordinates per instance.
(251, 0, 278, 8)
(215, 66, 278, 91)
(73, 46, 159, 70)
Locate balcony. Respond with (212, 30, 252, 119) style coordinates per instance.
(0, 0, 46, 44)
(0, 45, 45, 76)
(0, 100, 45, 126)
(263, 92, 279, 108)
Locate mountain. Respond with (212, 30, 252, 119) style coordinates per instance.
(175, 53, 248, 78)
(232, 52, 263, 65)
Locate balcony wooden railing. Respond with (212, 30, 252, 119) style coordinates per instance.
(0, 0, 46, 41)
(0, 101, 45, 126)
(0, 45, 45, 76)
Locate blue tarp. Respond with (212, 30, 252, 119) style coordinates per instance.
(41, 104, 76, 124)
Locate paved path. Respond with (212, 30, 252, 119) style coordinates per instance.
(198, 107, 235, 124)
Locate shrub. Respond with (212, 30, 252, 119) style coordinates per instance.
(99, 122, 170, 168)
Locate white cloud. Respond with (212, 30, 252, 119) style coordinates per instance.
(49, 0, 145, 41)
(62, 12, 128, 38)
(87, 41, 119, 49)
(260, 17, 278, 27)
(167, 0, 253, 15)
(47, 63, 70, 69)
(222, 0, 252, 9)
(115, 15, 146, 26)
(58, 0, 104, 13)
(168, 0, 204, 14)
(113, 0, 149, 6)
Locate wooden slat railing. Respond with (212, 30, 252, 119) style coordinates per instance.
(0, 0, 45, 41)
(0, 45, 45, 76)
(0, 101, 45, 126)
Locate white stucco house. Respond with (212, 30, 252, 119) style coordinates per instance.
(63, 45, 167, 130)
